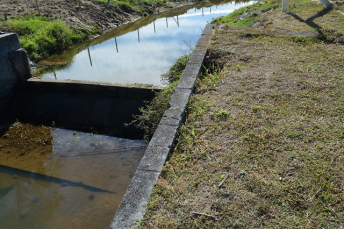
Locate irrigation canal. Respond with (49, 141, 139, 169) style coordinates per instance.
(38, 0, 253, 85)
(1, 1, 253, 228)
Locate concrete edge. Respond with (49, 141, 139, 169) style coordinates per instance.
(109, 24, 214, 229)
(23, 79, 163, 100)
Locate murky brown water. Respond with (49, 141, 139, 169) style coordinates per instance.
(0, 124, 147, 229)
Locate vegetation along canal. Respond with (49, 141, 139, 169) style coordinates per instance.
(38, 0, 253, 85)
(1, 1, 253, 228)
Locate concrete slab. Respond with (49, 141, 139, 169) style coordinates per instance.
(148, 124, 179, 148)
(137, 144, 172, 172)
(195, 33, 212, 48)
(24, 79, 160, 100)
(169, 88, 192, 108)
(159, 106, 186, 127)
(187, 48, 208, 65)
(0, 33, 20, 55)
(202, 24, 215, 35)
(109, 169, 161, 229)
(176, 63, 202, 90)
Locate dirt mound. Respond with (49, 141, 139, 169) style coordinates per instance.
(0, 0, 186, 32)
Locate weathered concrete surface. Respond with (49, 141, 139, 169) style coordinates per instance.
(109, 24, 214, 229)
(10, 80, 160, 138)
(0, 33, 31, 119)
(24, 79, 161, 99)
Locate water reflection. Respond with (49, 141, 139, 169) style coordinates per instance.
(0, 128, 147, 229)
(39, 1, 253, 85)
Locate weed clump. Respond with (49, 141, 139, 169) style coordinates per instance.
(128, 53, 191, 141)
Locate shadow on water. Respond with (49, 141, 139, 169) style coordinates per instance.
(0, 165, 115, 194)
(0, 125, 148, 228)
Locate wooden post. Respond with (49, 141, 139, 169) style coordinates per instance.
(35, 0, 41, 15)
(53, 70, 57, 79)
(282, 0, 287, 13)
(177, 15, 179, 27)
(166, 17, 168, 28)
(202, 7, 204, 16)
(153, 21, 156, 33)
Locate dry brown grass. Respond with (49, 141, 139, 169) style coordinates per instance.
(139, 7, 344, 227)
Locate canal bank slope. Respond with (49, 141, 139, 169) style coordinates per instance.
(139, 0, 344, 228)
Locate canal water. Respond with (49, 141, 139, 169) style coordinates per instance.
(39, 0, 253, 85)
(0, 127, 147, 229)
(1, 1, 254, 228)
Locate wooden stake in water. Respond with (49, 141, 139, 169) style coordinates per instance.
(53, 70, 57, 79)
(137, 29, 140, 43)
(282, 0, 287, 12)
(35, 0, 41, 15)
(87, 47, 93, 67)
(153, 21, 156, 33)
(166, 17, 168, 28)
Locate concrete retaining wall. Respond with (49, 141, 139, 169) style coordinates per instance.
(0, 33, 31, 119)
(12, 81, 160, 138)
(109, 24, 215, 228)
(0, 32, 161, 138)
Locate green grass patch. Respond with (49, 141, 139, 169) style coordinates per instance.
(212, 0, 280, 26)
(0, 16, 96, 61)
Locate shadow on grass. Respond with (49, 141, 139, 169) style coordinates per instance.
(287, 7, 332, 40)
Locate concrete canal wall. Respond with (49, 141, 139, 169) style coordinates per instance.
(109, 24, 215, 228)
(0, 33, 31, 119)
(1, 24, 214, 228)
(13, 80, 160, 138)
(0, 33, 160, 138)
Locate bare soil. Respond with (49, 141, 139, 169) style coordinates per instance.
(0, 0, 191, 32)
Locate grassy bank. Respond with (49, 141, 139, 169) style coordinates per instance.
(0, 16, 98, 61)
(100, 0, 171, 15)
(139, 0, 344, 228)
(129, 53, 191, 141)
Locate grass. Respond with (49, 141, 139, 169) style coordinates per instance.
(127, 53, 191, 141)
(138, 0, 344, 227)
(212, 0, 344, 43)
(98, 0, 171, 16)
(0, 15, 98, 61)
(212, 0, 280, 27)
